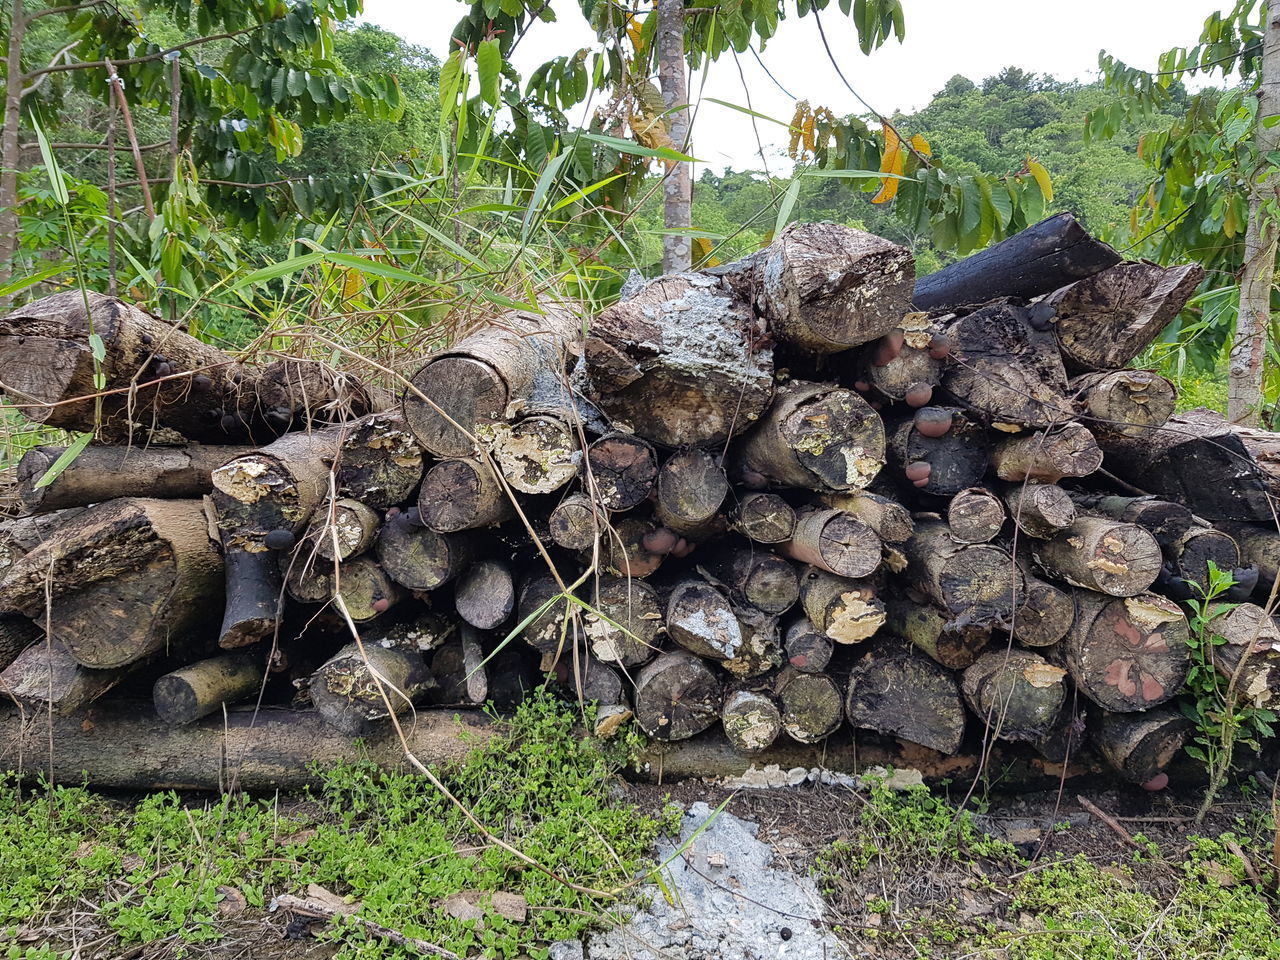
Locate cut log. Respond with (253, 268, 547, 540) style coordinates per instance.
(819, 491, 913, 543)
(719, 222, 915, 353)
(720, 688, 783, 753)
(706, 546, 800, 614)
(903, 521, 1022, 626)
(961, 649, 1068, 742)
(247, 358, 377, 432)
(599, 515, 668, 579)
(1164, 524, 1241, 593)
(485, 414, 580, 495)
(0, 498, 222, 668)
(732, 380, 885, 491)
(557, 656, 632, 737)
(454, 560, 515, 631)
(720, 604, 783, 679)
(1033, 699, 1088, 764)
(309, 499, 380, 562)
(403, 302, 582, 458)
(312, 638, 431, 734)
(776, 507, 882, 579)
(947, 487, 1006, 543)
(912, 212, 1121, 310)
(858, 312, 945, 402)
(845, 637, 966, 754)
(665, 578, 745, 660)
(782, 616, 835, 673)
(633, 650, 722, 741)
(655, 448, 730, 540)
(335, 411, 426, 509)
(884, 595, 991, 669)
(0, 616, 42, 672)
(1091, 708, 1190, 786)
(375, 512, 472, 592)
(0, 638, 131, 715)
(1069, 370, 1176, 439)
(798, 567, 886, 644)
(989, 423, 1103, 483)
(0, 509, 85, 577)
(1071, 494, 1195, 543)
(221, 549, 286, 644)
(1001, 483, 1076, 539)
(516, 574, 573, 668)
(1217, 522, 1280, 596)
(418, 457, 514, 533)
(886, 407, 990, 496)
(430, 629, 488, 706)
(582, 274, 773, 447)
(1032, 517, 1162, 596)
(585, 576, 663, 667)
(941, 298, 1073, 427)
(1059, 591, 1190, 712)
(334, 556, 404, 622)
(586, 433, 659, 511)
(548, 492, 602, 551)
(1204, 602, 1280, 708)
(1048, 261, 1204, 371)
(153, 653, 265, 725)
(1011, 574, 1075, 648)
(731, 492, 797, 544)
(774, 667, 843, 743)
(15, 443, 254, 515)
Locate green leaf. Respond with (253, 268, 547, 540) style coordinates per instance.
(549, 174, 626, 211)
(581, 132, 699, 163)
(477, 39, 502, 107)
(0, 263, 69, 298)
(33, 432, 93, 489)
(230, 252, 325, 291)
(325, 253, 436, 287)
(522, 151, 570, 241)
(88, 333, 106, 362)
(439, 50, 465, 116)
(774, 171, 804, 236)
(33, 120, 68, 207)
(286, 68, 305, 97)
(704, 98, 793, 129)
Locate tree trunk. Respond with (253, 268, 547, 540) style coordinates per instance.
(656, 0, 691, 273)
(1010, 574, 1075, 648)
(586, 433, 659, 511)
(1000, 482, 1076, 539)
(903, 520, 1022, 626)
(634, 650, 721, 741)
(845, 637, 966, 754)
(417, 457, 514, 533)
(487, 414, 579, 495)
(961, 649, 1067, 742)
(989, 423, 1102, 483)
(884, 594, 990, 669)
(774, 667, 843, 743)
(1032, 516, 1162, 596)
(731, 492, 797, 544)
(0, 637, 131, 715)
(454, 559, 515, 631)
(1068, 370, 1176, 439)
(311, 638, 430, 735)
(585, 575, 663, 667)
(776, 506, 882, 579)
(798, 566, 886, 644)
(720, 688, 782, 753)
(654, 448, 729, 539)
(220, 549, 286, 646)
(886, 406, 990, 495)
(947, 487, 1006, 543)
(334, 411, 426, 508)
(374, 512, 472, 592)
(153, 653, 264, 725)
(1090, 707, 1190, 786)
(0, 0, 25, 296)
(1070, 493, 1194, 543)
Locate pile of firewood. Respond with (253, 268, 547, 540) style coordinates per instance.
(2, 212, 1279, 792)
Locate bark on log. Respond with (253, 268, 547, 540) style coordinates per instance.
(311, 639, 431, 734)
(912, 213, 1121, 310)
(1071, 494, 1195, 543)
(1091, 708, 1190, 786)
(585, 576, 663, 667)
(1059, 591, 1190, 712)
(15, 443, 253, 515)
(799, 566, 886, 644)
(654, 448, 730, 541)
(586, 433, 659, 511)
(858, 312, 945, 402)
(1032, 517, 1162, 596)
(961, 649, 1068, 742)
(0, 498, 222, 668)
(418, 457, 514, 533)
(548, 492, 602, 551)
(819, 491, 913, 543)
(732, 492, 797, 544)
(845, 637, 966, 754)
(403, 303, 582, 458)
(706, 546, 800, 615)
(733, 380, 885, 491)
(0, 616, 42, 673)
(903, 520, 1022, 627)
(0, 509, 85, 578)
(1048, 261, 1204, 371)
(783, 616, 835, 673)
(1164, 524, 1241, 592)
(221, 549, 287, 644)
(886, 407, 990, 496)
(0, 638, 130, 715)
(1204, 602, 1280, 708)
(153, 653, 265, 725)
(582, 274, 773, 447)
(335, 556, 404, 622)
(1011, 574, 1075, 648)
(1001, 483, 1076, 539)
(335, 412, 426, 509)
(884, 595, 990, 669)
(720, 688, 783, 753)
(454, 560, 516, 631)
(774, 667, 843, 743)
(633, 650, 722, 741)
(485, 414, 580, 495)
(375, 512, 472, 592)
(309, 499, 380, 562)
(776, 507, 882, 578)
(430, 629, 488, 706)
(1069, 370, 1176, 439)
(989, 423, 1103, 483)
(947, 487, 1006, 543)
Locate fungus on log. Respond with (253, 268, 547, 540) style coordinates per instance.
(485, 414, 580, 495)
(585, 576, 663, 668)
(599, 515, 669, 579)
(886, 407, 990, 496)
(845, 637, 966, 754)
(798, 566, 886, 644)
(961, 649, 1068, 742)
(720, 688, 783, 753)
(666, 578, 745, 660)
(858, 312, 946, 402)
(334, 556, 404, 622)
(308, 499, 380, 562)
(516, 574, 572, 668)
(1203, 602, 1280, 708)
(1069, 370, 1176, 439)
(1217, 522, 1280, 597)
(782, 617, 835, 673)
(1032, 517, 1162, 596)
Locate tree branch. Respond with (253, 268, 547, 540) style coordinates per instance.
(19, 140, 170, 152)
(22, 26, 260, 81)
(18, 41, 77, 97)
(22, 0, 106, 24)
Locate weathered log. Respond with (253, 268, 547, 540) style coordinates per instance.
(309, 498, 380, 562)
(734, 380, 884, 492)
(884, 595, 991, 669)
(819, 490, 913, 543)
(0, 498, 222, 668)
(334, 556, 404, 622)
(485, 414, 580, 495)
(516, 574, 572, 667)
(599, 515, 668, 578)
(1048, 261, 1204, 371)
(1001, 482, 1076, 539)
(454, 560, 515, 631)
(418, 457, 514, 533)
(732, 492, 797, 544)
(1071, 494, 1195, 543)
(720, 688, 783, 753)
(776, 507, 882, 579)
(335, 411, 426, 508)
(655, 448, 729, 541)
(912, 212, 1121, 310)
(15, 443, 254, 515)
(1217, 522, 1280, 596)
(311, 638, 431, 734)
(799, 566, 886, 644)
(706, 546, 800, 614)
(1204, 602, 1280, 708)
(941, 298, 1073, 427)
(153, 653, 265, 725)
(586, 433, 659, 511)
(1032, 517, 1162, 596)
(557, 655, 633, 737)
(1091, 708, 1190, 787)
(1069, 370, 1176, 439)
(278, 529, 335, 605)
(1033, 698, 1088, 764)
(845, 637, 966, 754)
(719, 222, 915, 354)
(903, 520, 1022, 626)
(1011, 574, 1075, 648)
(403, 302, 582, 458)
(0, 638, 130, 715)
(1164, 524, 1241, 592)
(886, 406, 990, 496)
(0, 509, 85, 577)
(782, 616, 835, 673)
(1059, 591, 1190, 712)
(858, 312, 945, 402)
(774, 667, 843, 743)
(220, 549, 287, 644)
(582, 274, 773, 447)
(375, 512, 472, 592)
(989, 423, 1103, 483)
(633, 650, 722, 741)
(947, 487, 1006, 543)
(961, 649, 1068, 742)
(720, 604, 783, 679)
(430, 628, 488, 706)
(248, 358, 377, 432)
(548, 492, 602, 551)
(0, 616, 42, 672)
(585, 576, 663, 667)
(665, 578, 746, 660)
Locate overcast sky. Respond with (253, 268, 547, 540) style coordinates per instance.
(363, 0, 1227, 173)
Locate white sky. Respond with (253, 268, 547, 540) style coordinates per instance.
(363, 0, 1224, 173)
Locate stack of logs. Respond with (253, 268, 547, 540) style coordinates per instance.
(3, 212, 1280, 792)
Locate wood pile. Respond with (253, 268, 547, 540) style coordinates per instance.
(2, 212, 1278, 792)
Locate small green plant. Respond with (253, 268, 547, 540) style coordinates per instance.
(1181, 560, 1278, 823)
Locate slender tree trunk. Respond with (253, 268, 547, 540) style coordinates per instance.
(656, 0, 691, 272)
(1230, 8, 1280, 425)
(1, 0, 26, 296)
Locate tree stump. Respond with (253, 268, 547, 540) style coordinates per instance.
(655, 448, 729, 540)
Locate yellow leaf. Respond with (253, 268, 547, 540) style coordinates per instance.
(909, 133, 932, 157)
(1137, 134, 1146, 160)
(626, 13, 643, 51)
(692, 236, 720, 267)
(1027, 159, 1053, 203)
(1224, 197, 1239, 238)
(872, 123, 903, 204)
(789, 101, 808, 161)
(1129, 204, 1139, 236)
